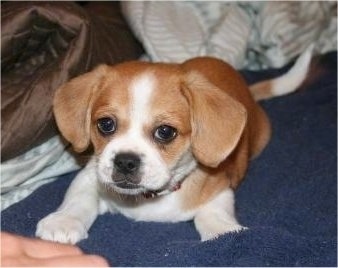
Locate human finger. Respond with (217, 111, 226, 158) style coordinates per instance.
(22, 235, 84, 258)
(34, 254, 109, 267)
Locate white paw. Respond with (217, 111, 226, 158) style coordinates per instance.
(36, 212, 88, 244)
(199, 222, 248, 241)
(194, 211, 248, 242)
(194, 188, 249, 241)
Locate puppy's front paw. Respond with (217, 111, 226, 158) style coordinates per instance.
(194, 213, 248, 241)
(199, 222, 247, 241)
(36, 213, 88, 244)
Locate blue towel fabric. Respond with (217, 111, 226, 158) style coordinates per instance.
(2, 52, 337, 267)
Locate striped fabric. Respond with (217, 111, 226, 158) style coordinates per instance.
(121, 1, 337, 70)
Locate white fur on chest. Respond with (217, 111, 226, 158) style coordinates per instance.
(100, 190, 197, 222)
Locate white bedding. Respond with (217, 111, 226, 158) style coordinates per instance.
(121, 1, 337, 69)
(1, 136, 83, 210)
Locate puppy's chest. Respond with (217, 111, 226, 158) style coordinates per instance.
(100, 191, 197, 222)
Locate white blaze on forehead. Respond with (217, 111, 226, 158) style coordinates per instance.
(129, 72, 155, 127)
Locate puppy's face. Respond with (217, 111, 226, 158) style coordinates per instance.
(54, 61, 247, 195)
(91, 68, 196, 195)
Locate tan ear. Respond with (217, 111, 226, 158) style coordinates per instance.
(53, 65, 108, 152)
(182, 71, 247, 168)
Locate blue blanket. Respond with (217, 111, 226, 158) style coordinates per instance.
(2, 52, 337, 267)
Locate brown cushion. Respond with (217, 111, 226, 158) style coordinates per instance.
(1, 2, 143, 161)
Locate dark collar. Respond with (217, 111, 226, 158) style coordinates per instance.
(142, 182, 181, 199)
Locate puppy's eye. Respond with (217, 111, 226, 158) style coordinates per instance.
(154, 125, 177, 143)
(97, 117, 117, 135)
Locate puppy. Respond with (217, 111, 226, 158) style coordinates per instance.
(36, 50, 312, 244)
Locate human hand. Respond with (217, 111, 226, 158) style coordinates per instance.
(1, 232, 109, 267)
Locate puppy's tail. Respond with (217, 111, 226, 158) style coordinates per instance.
(249, 44, 314, 101)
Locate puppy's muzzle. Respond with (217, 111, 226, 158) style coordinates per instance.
(113, 152, 142, 189)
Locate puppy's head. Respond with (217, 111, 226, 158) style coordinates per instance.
(54, 61, 246, 195)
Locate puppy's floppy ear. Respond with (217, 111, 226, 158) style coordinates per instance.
(182, 71, 247, 168)
(53, 64, 108, 152)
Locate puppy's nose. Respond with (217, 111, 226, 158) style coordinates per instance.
(114, 153, 141, 174)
